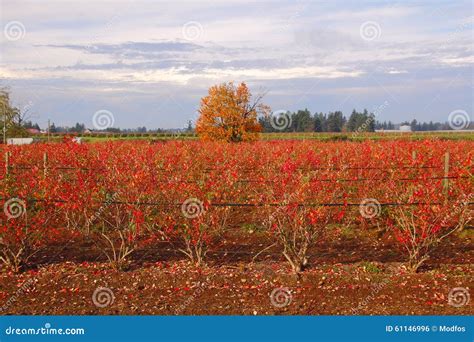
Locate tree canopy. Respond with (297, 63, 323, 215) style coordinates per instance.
(0, 88, 28, 140)
(196, 82, 270, 142)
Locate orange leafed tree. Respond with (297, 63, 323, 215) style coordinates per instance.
(196, 82, 270, 142)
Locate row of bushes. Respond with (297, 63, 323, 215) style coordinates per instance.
(1, 139, 472, 273)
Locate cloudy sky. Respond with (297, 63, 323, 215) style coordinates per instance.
(0, 0, 472, 129)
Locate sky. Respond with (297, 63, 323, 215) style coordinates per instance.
(0, 0, 473, 129)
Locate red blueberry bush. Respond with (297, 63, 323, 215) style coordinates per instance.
(0, 139, 472, 272)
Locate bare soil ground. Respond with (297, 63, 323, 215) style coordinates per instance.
(0, 228, 472, 315)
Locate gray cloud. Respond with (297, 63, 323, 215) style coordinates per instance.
(1, 0, 472, 128)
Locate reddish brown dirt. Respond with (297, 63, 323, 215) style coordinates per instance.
(0, 228, 472, 315)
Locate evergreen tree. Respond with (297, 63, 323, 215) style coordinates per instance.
(313, 114, 323, 132)
(293, 109, 313, 132)
(346, 109, 358, 131)
(326, 111, 345, 132)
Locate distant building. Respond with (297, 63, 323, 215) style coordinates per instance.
(7, 138, 34, 145)
(399, 125, 412, 132)
(26, 128, 41, 134)
(375, 129, 399, 133)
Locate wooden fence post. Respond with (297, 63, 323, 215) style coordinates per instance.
(43, 152, 48, 177)
(443, 152, 450, 202)
(5, 151, 9, 176)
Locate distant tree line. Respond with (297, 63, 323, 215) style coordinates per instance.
(43, 120, 195, 134)
(259, 109, 376, 133)
(25, 115, 468, 134)
(398, 119, 456, 132)
(6, 99, 471, 137)
(259, 109, 471, 133)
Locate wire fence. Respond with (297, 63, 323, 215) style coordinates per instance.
(2, 151, 472, 207)
(2, 197, 472, 208)
(2, 164, 446, 171)
(3, 170, 470, 183)
(2, 160, 471, 184)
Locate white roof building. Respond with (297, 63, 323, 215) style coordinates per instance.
(7, 138, 34, 145)
(399, 125, 412, 132)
